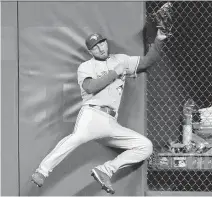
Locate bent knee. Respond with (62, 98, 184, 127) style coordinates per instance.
(140, 138, 153, 156)
(146, 139, 153, 155)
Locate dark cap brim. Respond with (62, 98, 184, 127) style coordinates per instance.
(88, 38, 107, 50)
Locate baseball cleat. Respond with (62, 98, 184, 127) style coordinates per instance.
(91, 168, 115, 194)
(31, 171, 46, 187)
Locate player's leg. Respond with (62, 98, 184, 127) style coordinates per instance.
(94, 120, 153, 179)
(91, 118, 152, 194)
(31, 106, 108, 187)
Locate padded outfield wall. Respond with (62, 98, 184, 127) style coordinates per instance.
(1, 1, 147, 196)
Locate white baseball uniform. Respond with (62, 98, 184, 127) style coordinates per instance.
(36, 53, 153, 178)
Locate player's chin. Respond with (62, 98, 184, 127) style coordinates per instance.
(99, 54, 109, 60)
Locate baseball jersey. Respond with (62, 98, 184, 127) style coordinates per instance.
(77, 54, 140, 111)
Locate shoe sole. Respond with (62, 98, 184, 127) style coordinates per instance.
(31, 176, 43, 187)
(91, 169, 115, 194)
(31, 179, 42, 187)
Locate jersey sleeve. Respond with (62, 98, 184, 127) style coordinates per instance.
(119, 54, 140, 78)
(77, 62, 94, 87)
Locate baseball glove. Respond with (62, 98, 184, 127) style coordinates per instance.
(152, 2, 173, 36)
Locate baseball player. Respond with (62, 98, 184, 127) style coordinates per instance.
(32, 3, 172, 194)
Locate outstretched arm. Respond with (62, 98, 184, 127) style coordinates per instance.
(136, 29, 167, 73)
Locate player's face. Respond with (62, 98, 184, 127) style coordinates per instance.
(89, 40, 109, 60)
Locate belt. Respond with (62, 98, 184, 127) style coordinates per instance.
(89, 104, 116, 117)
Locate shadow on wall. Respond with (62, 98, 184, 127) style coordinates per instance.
(107, 39, 127, 54)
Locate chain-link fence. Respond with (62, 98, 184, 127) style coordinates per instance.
(146, 1, 212, 192)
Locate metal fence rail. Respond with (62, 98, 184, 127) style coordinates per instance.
(146, 1, 212, 192)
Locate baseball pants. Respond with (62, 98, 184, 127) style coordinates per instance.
(36, 105, 153, 178)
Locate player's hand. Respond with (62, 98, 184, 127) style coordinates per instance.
(156, 29, 167, 40)
(114, 63, 126, 76)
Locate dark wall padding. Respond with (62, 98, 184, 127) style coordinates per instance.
(1, 2, 19, 196)
(18, 2, 146, 196)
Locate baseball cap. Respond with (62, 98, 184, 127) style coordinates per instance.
(85, 33, 107, 50)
